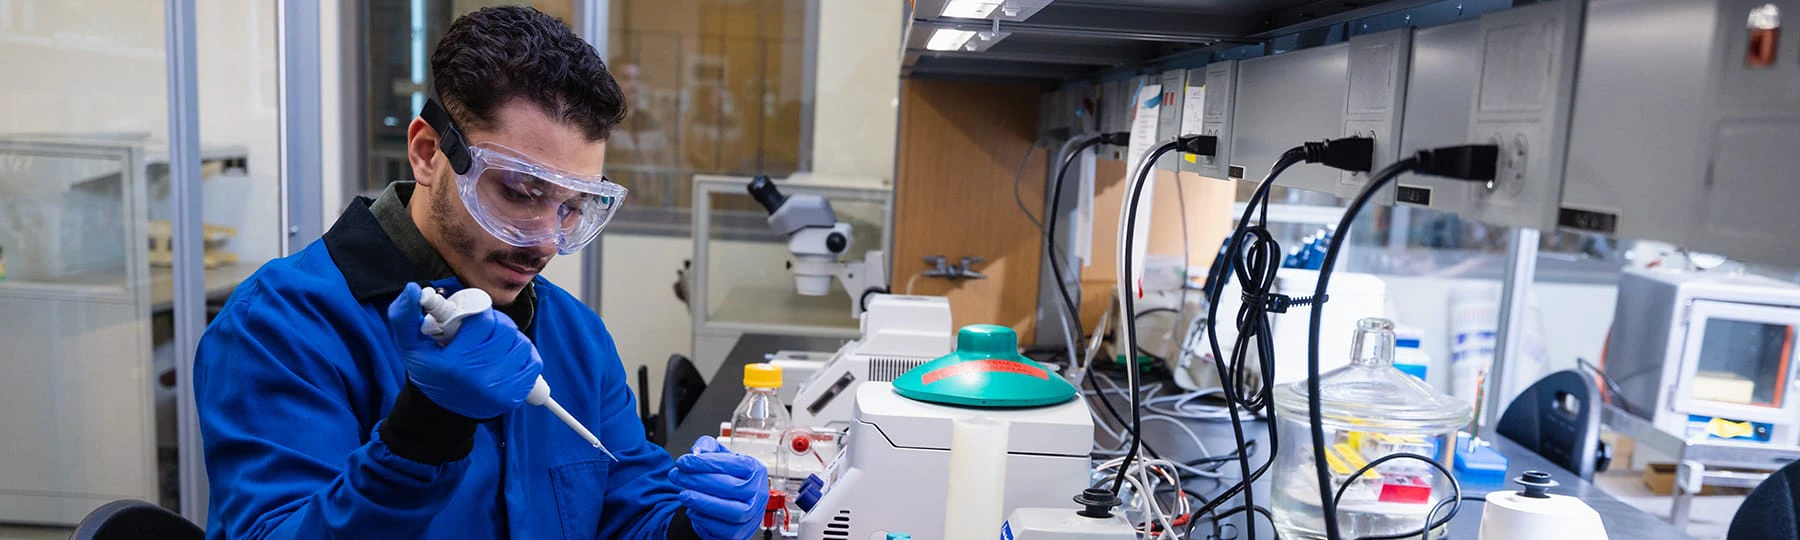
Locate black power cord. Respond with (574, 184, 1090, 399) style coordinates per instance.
(1577, 357, 1638, 417)
(1212, 138, 1376, 411)
(1042, 133, 1170, 481)
(1328, 452, 1463, 540)
(1084, 365, 1163, 461)
(1207, 505, 1276, 536)
(1108, 134, 1219, 509)
(1053, 132, 1258, 519)
(1181, 137, 1377, 540)
(1046, 131, 1130, 372)
(1304, 144, 1499, 540)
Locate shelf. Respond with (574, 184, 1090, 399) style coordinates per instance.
(0, 262, 257, 311)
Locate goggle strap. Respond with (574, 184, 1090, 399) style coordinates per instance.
(420, 98, 473, 175)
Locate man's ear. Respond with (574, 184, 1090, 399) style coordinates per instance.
(407, 117, 442, 187)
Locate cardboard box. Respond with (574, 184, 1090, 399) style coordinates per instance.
(1641, 463, 1757, 496)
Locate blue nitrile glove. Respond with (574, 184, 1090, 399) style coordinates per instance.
(669, 436, 770, 540)
(386, 282, 544, 419)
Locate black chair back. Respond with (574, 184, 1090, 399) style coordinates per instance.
(638, 364, 658, 444)
(660, 354, 708, 445)
(1497, 369, 1610, 479)
(71, 500, 203, 540)
(1728, 460, 1800, 540)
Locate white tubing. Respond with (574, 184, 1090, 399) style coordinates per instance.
(942, 416, 1009, 540)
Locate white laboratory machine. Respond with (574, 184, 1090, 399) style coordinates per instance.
(784, 294, 955, 429)
(796, 382, 1094, 540)
(1607, 267, 1800, 450)
(1476, 472, 1608, 540)
(752, 295, 948, 491)
(1001, 508, 1137, 540)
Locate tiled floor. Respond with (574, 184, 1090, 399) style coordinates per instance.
(0, 525, 71, 540)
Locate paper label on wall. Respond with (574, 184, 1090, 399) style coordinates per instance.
(1180, 85, 1206, 163)
(1125, 84, 1162, 178)
(1180, 85, 1207, 136)
(1075, 147, 1096, 267)
(1125, 84, 1161, 296)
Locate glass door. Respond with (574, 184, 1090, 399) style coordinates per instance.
(0, 0, 170, 523)
(1675, 299, 1800, 427)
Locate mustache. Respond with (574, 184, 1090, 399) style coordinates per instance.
(487, 249, 549, 272)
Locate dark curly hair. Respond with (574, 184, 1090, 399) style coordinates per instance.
(430, 6, 626, 141)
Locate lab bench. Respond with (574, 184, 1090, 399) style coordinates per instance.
(668, 332, 1691, 538)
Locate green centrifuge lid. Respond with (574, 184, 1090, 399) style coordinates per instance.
(891, 324, 1077, 408)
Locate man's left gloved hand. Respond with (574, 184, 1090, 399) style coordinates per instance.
(669, 436, 769, 540)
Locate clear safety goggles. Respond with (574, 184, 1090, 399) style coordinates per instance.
(421, 98, 626, 254)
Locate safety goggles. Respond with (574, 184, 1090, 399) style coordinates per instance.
(420, 98, 626, 254)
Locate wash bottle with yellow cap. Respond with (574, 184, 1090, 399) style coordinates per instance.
(729, 363, 788, 483)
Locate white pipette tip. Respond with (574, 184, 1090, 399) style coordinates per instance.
(542, 395, 617, 461)
(422, 289, 615, 461)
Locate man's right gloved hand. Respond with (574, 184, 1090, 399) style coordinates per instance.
(386, 282, 543, 420)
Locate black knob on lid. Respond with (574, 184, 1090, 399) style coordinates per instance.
(1514, 470, 1558, 498)
(1074, 487, 1121, 518)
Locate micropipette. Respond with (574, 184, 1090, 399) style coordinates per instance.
(420, 287, 618, 461)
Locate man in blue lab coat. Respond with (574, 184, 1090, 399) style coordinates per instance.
(194, 6, 766, 539)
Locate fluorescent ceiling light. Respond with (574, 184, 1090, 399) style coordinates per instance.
(941, 0, 1003, 19)
(926, 29, 978, 51)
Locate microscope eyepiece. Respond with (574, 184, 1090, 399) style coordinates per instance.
(747, 176, 787, 214)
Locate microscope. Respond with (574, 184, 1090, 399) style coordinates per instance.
(748, 176, 888, 318)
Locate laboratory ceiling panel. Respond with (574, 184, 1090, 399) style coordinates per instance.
(904, 0, 1423, 83)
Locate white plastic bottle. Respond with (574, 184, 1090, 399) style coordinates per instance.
(729, 363, 788, 487)
(1448, 283, 1499, 406)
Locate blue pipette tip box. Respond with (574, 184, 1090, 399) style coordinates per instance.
(1454, 432, 1509, 482)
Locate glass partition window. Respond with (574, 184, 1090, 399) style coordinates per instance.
(0, 148, 134, 289)
(1690, 310, 1795, 408)
(358, 1, 577, 195)
(700, 187, 884, 331)
(606, 0, 807, 228)
(0, 1, 170, 524)
(0, 0, 294, 522)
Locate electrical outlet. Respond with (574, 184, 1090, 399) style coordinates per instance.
(1237, 44, 1349, 192)
(1397, 19, 1482, 214)
(1338, 29, 1412, 204)
(1463, 0, 1584, 229)
(1189, 61, 1237, 180)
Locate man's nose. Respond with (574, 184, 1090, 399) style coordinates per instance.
(526, 240, 558, 258)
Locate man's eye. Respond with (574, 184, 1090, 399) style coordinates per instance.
(563, 197, 593, 216)
(502, 186, 535, 202)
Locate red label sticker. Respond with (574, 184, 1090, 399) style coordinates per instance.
(921, 359, 1049, 385)
(1377, 478, 1432, 504)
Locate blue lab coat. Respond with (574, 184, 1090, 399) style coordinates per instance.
(195, 196, 692, 539)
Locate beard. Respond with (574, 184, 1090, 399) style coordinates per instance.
(429, 178, 481, 256)
(429, 178, 550, 290)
